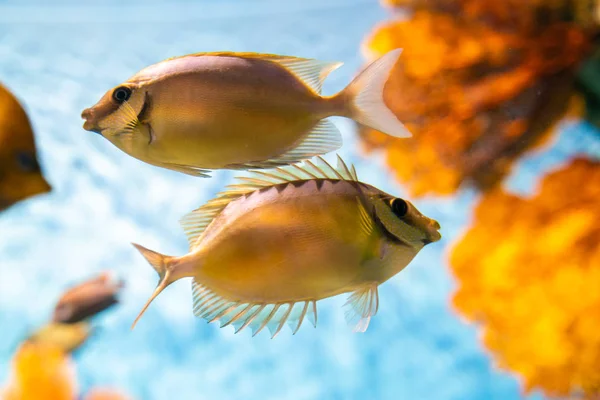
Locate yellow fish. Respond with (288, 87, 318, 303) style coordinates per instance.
(81, 50, 409, 177)
(0, 83, 51, 211)
(131, 156, 441, 336)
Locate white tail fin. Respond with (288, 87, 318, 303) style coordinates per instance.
(344, 48, 411, 138)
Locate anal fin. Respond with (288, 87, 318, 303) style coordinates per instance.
(150, 161, 211, 178)
(192, 280, 317, 338)
(225, 119, 342, 170)
(344, 283, 379, 333)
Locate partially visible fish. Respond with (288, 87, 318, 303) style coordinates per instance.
(52, 272, 124, 324)
(26, 322, 91, 354)
(131, 156, 440, 337)
(0, 83, 51, 211)
(81, 50, 409, 177)
(84, 389, 132, 400)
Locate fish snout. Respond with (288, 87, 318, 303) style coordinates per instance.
(427, 219, 442, 243)
(81, 108, 101, 133)
(420, 218, 441, 245)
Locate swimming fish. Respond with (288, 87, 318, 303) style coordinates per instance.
(81, 50, 410, 177)
(26, 322, 91, 354)
(131, 156, 441, 337)
(84, 388, 132, 400)
(0, 83, 51, 211)
(52, 272, 124, 324)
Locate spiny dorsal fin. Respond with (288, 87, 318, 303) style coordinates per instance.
(191, 280, 317, 338)
(179, 155, 360, 249)
(344, 283, 379, 333)
(169, 51, 342, 94)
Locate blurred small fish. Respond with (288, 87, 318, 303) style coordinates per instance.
(131, 156, 440, 337)
(26, 322, 91, 354)
(52, 272, 124, 324)
(84, 388, 132, 400)
(81, 50, 409, 177)
(0, 83, 51, 211)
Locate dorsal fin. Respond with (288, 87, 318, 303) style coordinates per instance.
(179, 155, 360, 249)
(168, 51, 342, 94)
(273, 58, 342, 94)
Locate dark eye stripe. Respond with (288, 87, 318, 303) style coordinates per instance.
(372, 211, 412, 247)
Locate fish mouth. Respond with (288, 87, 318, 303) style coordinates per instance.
(82, 119, 102, 134)
(423, 219, 442, 244)
(81, 108, 102, 134)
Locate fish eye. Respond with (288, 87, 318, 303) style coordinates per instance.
(112, 86, 132, 103)
(390, 198, 408, 218)
(16, 151, 40, 173)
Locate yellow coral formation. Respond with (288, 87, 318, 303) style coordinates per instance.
(360, 6, 590, 196)
(450, 157, 600, 398)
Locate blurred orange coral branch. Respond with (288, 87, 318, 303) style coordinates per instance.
(381, 0, 600, 30)
(1, 343, 77, 400)
(1, 341, 133, 400)
(359, 6, 592, 196)
(450, 157, 600, 398)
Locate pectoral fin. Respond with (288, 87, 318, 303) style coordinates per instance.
(344, 283, 379, 333)
(357, 197, 382, 262)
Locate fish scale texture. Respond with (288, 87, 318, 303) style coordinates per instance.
(0, 0, 596, 399)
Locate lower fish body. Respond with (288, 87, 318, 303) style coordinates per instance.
(130, 157, 441, 337)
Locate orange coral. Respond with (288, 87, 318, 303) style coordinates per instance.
(450, 157, 600, 398)
(1, 342, 77, 400)
(360, 6, 590, 196)
(381, 0, 599, 30)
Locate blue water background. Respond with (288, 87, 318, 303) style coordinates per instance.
(0, 1, 598, 399)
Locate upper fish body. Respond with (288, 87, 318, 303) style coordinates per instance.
(81, 50, 410, 177)
(131, 156, 441, 337)
(0, 83, 51, 211)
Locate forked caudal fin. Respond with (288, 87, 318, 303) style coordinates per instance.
(341, 48, 411, 138)
(131, 243, 174, 330)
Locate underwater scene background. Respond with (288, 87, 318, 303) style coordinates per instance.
(0, 0, 599, 399)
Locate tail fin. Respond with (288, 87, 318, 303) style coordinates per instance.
(131, 243, 173, 330)
(342, 48, 411, 138)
